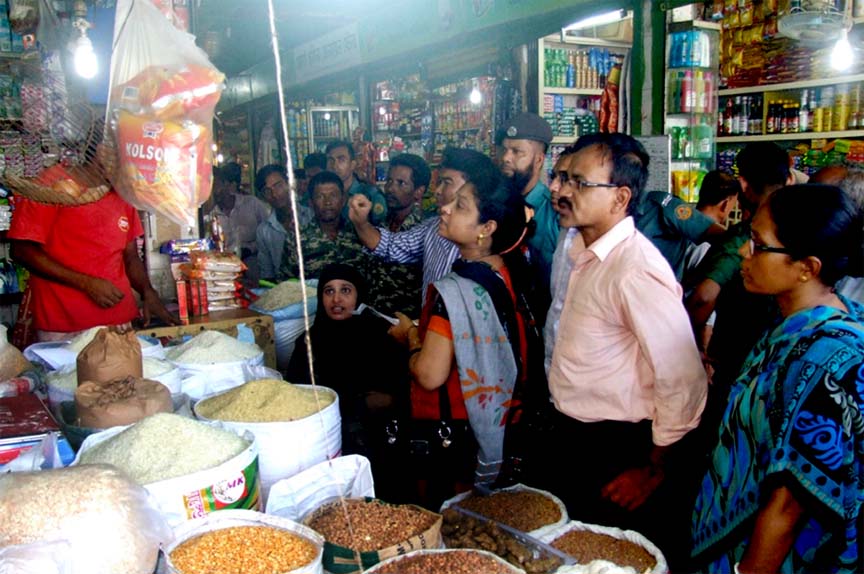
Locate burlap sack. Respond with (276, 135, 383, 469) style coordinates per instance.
(0, 344, 31, 380)
(76, 376, 172, 429)
(77, 328, 143, 385)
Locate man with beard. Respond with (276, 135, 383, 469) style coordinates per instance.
(498, 113, 558, 299)
(255, 164, 314, 282)
(280, 171, 372, 280)
(539, 133, 706, 570)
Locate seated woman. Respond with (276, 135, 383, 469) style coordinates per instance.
(388, 171, 539, 508)
(285, 264, 408, 474)
(691, 184, 864, 574)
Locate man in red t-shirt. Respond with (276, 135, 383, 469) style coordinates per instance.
(9, 191, 176, 340)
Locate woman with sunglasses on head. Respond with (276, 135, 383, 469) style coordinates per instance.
(388, 171, 541, 509)
(691, 184, 864, 574)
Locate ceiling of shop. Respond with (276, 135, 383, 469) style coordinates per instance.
(193, 0, 393, 77)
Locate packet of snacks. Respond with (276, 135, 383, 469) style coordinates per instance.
(106, 0, 224, 227)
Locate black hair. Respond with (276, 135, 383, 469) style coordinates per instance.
(216, 162, 242, 186)
(570, 132, 649, 214)
(294, 168, 306, 180)
(304, 152, 327, 171)
(389, 153, 431, 190)
(736, 142, 790, 195)
(469, 170, 528, 256)
(255, 164, 287, 195)
(767, 184, 864, 286)
(697, 170, 741, 209)
(439, 147, 497, 184)
(325, 140, 355, 160)
(308, 170, 345, 196)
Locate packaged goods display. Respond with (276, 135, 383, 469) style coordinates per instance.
(543, 47, 614, 90)
(77, 412, 250, 484)
(307, 498, 440, 553)
(165, 330, 261, 364)
(195, 379, 335, 423)
(0, 465, 170, 574)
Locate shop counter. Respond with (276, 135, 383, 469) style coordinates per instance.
(136, 309, 277, 369)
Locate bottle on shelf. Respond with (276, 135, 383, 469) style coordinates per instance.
(749, 95, 762, 135)
(682, 71, 694, 113)
(799, 90, 810, 133)
(723, 97, 734, 135)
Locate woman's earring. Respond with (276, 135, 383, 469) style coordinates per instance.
(477, 233, 485, 246)
(799, 275, 809, 283)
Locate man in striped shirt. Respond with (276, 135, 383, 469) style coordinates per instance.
(348, 148, 497, 306)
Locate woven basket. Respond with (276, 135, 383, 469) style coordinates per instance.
(5, 173, 110, 206)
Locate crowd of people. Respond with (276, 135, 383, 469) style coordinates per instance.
(203, 120, 864, 572)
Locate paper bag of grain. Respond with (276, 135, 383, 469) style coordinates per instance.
(76, 376, 173, 429)
(77, 328, 143, 385)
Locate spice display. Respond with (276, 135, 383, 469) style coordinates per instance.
(254, 281, 307, 311)
(78, 413, 249, 484)
(372, 550, 518, 574)
(454, 490, 562, 533)
(169, 525, 318, 574)
(441, 509, 561, 573)
(165, 330, 261, 364)
(196, 379, 334, 422)
(307, 499, 439, 552)
(550, 530, 656, 573)
(0, 465, 168, 574)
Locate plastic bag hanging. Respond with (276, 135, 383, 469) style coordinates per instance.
(104, 0, 225, 227)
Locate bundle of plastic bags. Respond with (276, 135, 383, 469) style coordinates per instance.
(105, 0, 224, 227)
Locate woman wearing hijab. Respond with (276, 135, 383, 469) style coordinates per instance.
(691, 184, 864, 573)
(286, 263, 408, 496)
(388, 171, 541, 508)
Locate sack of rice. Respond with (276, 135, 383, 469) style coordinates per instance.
(251, 279, 318, 320)
(166, 330, 264, 388)
(194, 380, 341, 502)
(77, 328, 143, 385)
(25, 331, 163, 372)
(441, 484, 568, 538)
(164, 509, 324, 574)
(303, 498, 443, 574)
(75, 413, 260, 526)
(75, 376, 173, 429)
(143, 357, 182, 393)
(538, 521, 667, 574)
(0, 464, 171, 574)
(364, 549, 525, 574)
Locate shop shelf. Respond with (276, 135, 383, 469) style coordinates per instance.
(717, 129, 864, 143)
(719, 73, 864, 96)
(542, 87, 604, 96)
(551, 136, 577, 144)
(434, 126, 484, 134)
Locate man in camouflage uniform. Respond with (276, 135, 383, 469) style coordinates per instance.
(326, 140, 388, 227)
(365, 154, 430, 317)
(280, 171, 372, 281)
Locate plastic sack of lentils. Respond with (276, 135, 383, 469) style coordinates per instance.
(302, 497, 444, 573)
(164, 509, 325, 574)
(365, 548, 525, 574)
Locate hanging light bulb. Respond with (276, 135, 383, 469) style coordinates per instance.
(469, 87, 482, 105)
(831, 29, 854, 71)
(73, 31, 98, 79)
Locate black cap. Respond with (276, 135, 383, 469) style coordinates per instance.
(497, 112, 553, 145)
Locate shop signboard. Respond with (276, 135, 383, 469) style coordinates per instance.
(292, 23, 361, 84)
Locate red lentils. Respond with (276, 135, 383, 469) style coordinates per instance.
(372, 550, 519, 573)
(307, 499, 439, 552)
(456, 490, 561, 532)
(169, 525, 318, 574)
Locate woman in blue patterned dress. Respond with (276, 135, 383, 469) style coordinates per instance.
(691, 184, 864, 573)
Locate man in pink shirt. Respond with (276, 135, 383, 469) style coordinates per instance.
(542, 133, 707, 570)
